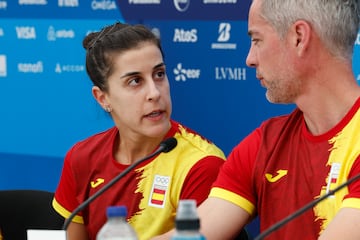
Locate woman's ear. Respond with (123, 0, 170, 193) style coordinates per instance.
(92, 86, 111, 112)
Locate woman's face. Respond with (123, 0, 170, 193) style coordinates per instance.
(94, 42, 172, 140)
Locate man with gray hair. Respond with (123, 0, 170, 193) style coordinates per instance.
(153, 0, 360, 239)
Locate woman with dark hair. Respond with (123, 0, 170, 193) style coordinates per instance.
(52, 22, 225, 240)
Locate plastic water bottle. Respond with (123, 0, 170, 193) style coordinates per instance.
(96, 205, 138, 240)
(171, 199, 206, 240)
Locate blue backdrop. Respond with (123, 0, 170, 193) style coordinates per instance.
(1, 1, 360, 238)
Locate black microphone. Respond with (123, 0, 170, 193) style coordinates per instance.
(254, 172, 360, 240)
(62, 137, 178, 230)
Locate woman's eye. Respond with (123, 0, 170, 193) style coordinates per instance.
(128, 77, 141, 86)
(155, 70, 165, 79)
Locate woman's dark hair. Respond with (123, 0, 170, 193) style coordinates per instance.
(83, 22, 164, 92)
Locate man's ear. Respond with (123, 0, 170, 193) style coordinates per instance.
(291, 20, 312, 56)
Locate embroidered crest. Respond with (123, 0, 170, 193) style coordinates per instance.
(326, 162, 341, 196)
(149, 175, 170, 208)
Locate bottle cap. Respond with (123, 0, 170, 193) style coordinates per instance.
(175, 200, 200, 230)
(106, 206, 127, 218)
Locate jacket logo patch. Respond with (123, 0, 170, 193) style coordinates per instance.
(265, 170, 288, 183)
(326, 162, 341, 195)
(90, 178, 105, 188)
(149, 175, 170, 208)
